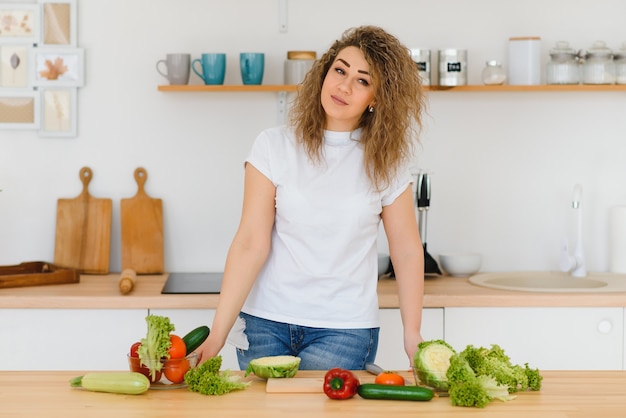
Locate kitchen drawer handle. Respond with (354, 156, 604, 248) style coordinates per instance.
(597, 320, 612, 334)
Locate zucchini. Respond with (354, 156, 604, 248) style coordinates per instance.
(357, 383, 434, 401)
(70, 372, 150, 395)
(182, 325, 211, 355)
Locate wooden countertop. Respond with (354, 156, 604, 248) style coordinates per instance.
(1, 273, 625, 309)
(3, 370, 626, 417)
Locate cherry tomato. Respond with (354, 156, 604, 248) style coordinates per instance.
(164, 357, 190, 384)
(374, 372, 405, 386)
(129, 341, 142, 357)
(168, 334, 186, 359)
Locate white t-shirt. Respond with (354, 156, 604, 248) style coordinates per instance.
(242, 125, 411, 329)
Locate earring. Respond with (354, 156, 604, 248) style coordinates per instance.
(368, 106, 374, 113)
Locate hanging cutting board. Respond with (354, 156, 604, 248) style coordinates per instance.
(265, 377, 324, 393)
(54, 167, 112, 274)
(121, 167, 164, 274)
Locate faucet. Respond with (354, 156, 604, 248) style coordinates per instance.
(560, 184, 586, 277)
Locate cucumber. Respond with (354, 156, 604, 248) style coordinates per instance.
(357, 384, 434, 401)
(70, 372, 150, 395)
(182, 325, 210, 355)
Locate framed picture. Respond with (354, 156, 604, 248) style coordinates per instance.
(39, 86, 76, 137)
(0, 44, 30, 87)
(40, 0, 76, 47)
(0, 3, 40, 44)
(0, 90, 40, 129)
(31, 47, 83, 86)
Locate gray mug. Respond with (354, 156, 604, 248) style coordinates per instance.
(156, 53, 191, 85)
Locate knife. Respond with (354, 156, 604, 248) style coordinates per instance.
(365, 363, 385, 375)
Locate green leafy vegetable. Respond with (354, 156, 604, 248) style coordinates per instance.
(447, 352, 515, 407)
(244, 355, 301, 378)
(446, 344, 542, 408)
(413, 339, 456, 391)
(137, 314, 175, 381)
(184, 355, 250, 395)
(460, 344, 542, 392)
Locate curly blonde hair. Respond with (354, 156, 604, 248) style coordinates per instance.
(289, 25, 426, 190)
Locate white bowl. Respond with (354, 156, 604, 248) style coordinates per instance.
(439, 253, 482, 277)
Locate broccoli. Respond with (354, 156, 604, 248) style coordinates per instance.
(137, 314, 175, 381)
(184, 355, 250, 395)
(413, 339, 456, 391)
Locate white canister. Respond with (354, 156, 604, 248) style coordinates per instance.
(284, 51, 316, 85)
(410, 48, 430, 86)
(508, 37, 542, 85)
(438, 49, 467, 86)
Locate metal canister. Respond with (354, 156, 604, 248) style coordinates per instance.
(438, 49, 467, 86)
(410, 49, 431, 86)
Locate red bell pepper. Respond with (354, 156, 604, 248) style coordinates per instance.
(323, 368, 360, 400)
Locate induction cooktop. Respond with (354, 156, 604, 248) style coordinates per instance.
(161, 272, 223, 294)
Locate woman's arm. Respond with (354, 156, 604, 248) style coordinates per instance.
(195, 163, 276, 362)
(381, 185, 425, 367)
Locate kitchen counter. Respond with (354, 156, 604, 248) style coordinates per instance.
(1, 273, 625, 309)
(2, 369, 625, 417)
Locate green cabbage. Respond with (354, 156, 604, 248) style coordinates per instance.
(414, 339, 456, 391)
(244, 355, 301, 378)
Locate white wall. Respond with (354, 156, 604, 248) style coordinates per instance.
(2, 0, 626, 274)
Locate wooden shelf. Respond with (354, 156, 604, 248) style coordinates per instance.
(158, 84, 626, 93)
(158, 84, 299, 92)
(427, 84, 626, 92)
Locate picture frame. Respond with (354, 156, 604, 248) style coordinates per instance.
(0, 44, 30, 88)
(39, 86, 76, 137)
(31, 47, 83, 86)
(0, 90, 40, 129)
(0, 3, 40, 45)
(39, 0, 77, 47)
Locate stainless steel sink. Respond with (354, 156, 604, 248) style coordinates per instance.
(468, 271, 626, 293)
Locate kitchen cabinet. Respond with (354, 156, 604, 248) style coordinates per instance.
(375, 308, 443, 370)
(0, 308, 147, 371)
(444, 307, 624, 370)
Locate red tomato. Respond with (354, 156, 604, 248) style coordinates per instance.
(129, 341, 162, 383)
(374, 372, 405, 386)
(168, 335, 186, 359)
(163, 358, 190, 384)
(129, 341, 142, 357)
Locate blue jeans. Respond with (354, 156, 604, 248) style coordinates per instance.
(235, 312, 379, 370)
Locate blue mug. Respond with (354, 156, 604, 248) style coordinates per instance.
(192, 53, 226, 85)
(240, 52, 264, 85)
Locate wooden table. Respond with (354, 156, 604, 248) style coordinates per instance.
(2, 370, 625, 417)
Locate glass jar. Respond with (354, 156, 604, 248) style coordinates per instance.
(284, 51, 316, 85)
(582, 41, 615, 84)
(546, 41, 580, 84)
(481, 60, 506, 85)
(614, 42, 626, 85)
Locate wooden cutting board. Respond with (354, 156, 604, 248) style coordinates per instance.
(54, 167, 112, 274)
(121, 167, 164, 274)
(266, 377, 324, 393)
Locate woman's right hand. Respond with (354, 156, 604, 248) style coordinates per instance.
(194, 333, 223, 365)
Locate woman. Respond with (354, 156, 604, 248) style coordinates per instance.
(196, 25, 426, 370)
